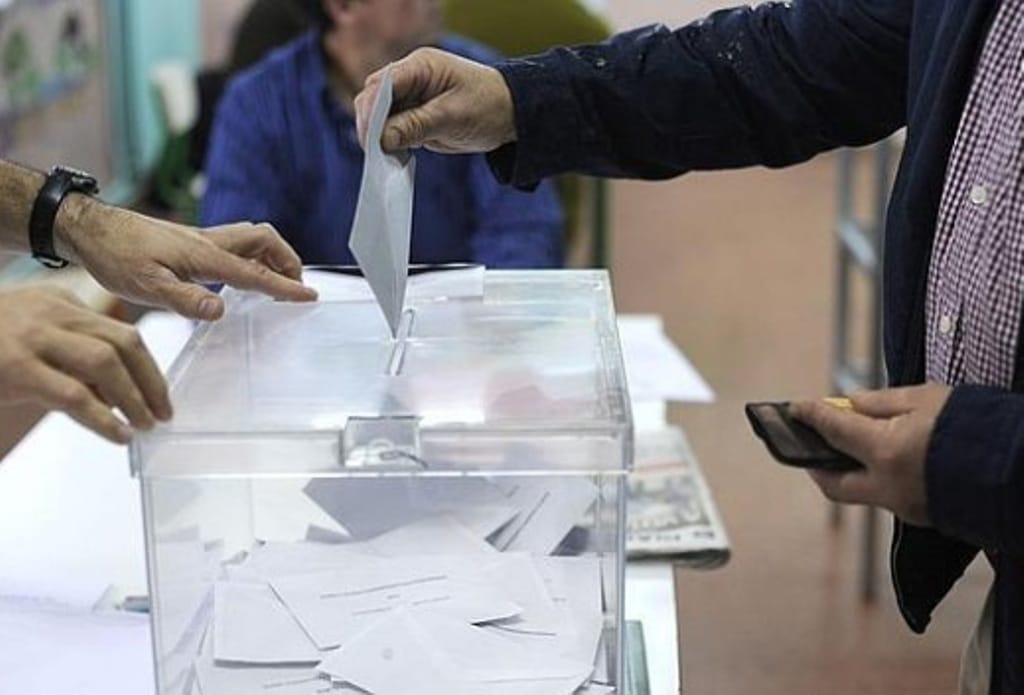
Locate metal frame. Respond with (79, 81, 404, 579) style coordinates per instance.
(591, 178, 611, 268)
(103, 0, 140, 203)
(831, 138, 896, 601)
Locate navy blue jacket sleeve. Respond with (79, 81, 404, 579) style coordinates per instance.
(927, 386, 1024, 556)
(489, 1, 912, 187)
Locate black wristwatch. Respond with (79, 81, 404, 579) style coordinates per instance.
(29, 165, 100, 269)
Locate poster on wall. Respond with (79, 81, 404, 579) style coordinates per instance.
(0, 0, 113, 183)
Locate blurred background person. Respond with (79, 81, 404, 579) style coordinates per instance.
(200, 0, 564, 269)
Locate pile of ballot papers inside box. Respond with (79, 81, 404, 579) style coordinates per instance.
(172, 476, 617, 695)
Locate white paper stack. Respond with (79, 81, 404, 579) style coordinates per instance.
(190, 478, 615, 694)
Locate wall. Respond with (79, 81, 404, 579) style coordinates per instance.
(201, 0, 249, 66)
(122, 0, 200, 175)
(606, 0, 759, 30)
(0, 0, 115, 181)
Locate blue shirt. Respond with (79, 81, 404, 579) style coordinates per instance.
(201, 32, 563, 268)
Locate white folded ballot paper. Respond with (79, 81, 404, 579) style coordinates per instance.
(197, 488, 610, 695)
(349, 63, 416, 337)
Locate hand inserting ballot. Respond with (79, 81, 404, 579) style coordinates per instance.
(355, 48, 517, 155)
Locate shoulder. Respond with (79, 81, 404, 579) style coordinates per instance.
(437, 34, 504, 65)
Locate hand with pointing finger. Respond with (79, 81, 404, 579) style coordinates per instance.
(55, 197, 317, 320)
(789, 384, 953, 527)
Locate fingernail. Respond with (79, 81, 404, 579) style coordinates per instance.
(117, 425, 133, 443)
(198, 297, 221, 320)
(157, 402, 174, 421)
(823, 397, 853, 410)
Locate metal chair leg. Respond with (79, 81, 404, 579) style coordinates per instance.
(861, 506, 879, 602)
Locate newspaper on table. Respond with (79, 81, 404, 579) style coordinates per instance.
(627, 426, 731, 568)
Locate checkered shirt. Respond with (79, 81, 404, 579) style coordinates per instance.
(925, 0, 1024, 387)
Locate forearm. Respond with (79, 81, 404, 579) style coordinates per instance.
(491, 2, 911, 187)
(0, 158, 123, 264)
(0, 159, 45, 254)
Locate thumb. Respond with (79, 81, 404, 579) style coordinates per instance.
(850, 388, 914, 419)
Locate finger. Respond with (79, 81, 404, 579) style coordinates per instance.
(381, 98, 447, 152)
(422, 138, 472, 155)
(193, 247, 317, 303)
(148, 267, 226, 321)
(357, 54, 429, 149)
(789, 400, 883, 464)
(29, 363, 133, 444)
(372, 49, 457, 152)
(807, 469, 875, 506)
(40, 331, 156, 431)
(205, 223, 306, 282)
(74, 316, 172, 421)
(849, 387, 919, 418)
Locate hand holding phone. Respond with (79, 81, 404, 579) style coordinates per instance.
(745, 400, 863, 472)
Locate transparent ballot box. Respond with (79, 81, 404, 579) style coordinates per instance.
(132, 269, 633, 695)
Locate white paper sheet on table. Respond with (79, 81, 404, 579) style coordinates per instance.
(202, 508, 609, 694)
(304, 475, 516, 540)
(250, 478, 347, 543)
(224, 540, 377, 583)
(617, 314, 714, 403)
(482, 553, 563, 636)
(484, 556, 606, 692)
(366, 514, 499, 556)
(269, 555, 522, 649)
(492, 478, 599, 555)
(534, 556, 606, 666)
(317, 607, 592, 695)
(195, 660, 336, 695)
(194, 624, 340, 695)
(0, 598, 153, 694)
(228, 514, 497, 582)
(213, 581, 321, 664)
(348, 63, 416, 336)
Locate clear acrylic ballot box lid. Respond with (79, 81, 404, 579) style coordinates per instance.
(132, 269, 633, 695)
(133, 269, 632, 477)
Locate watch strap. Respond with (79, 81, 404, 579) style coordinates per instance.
(29, 166, 100, 269)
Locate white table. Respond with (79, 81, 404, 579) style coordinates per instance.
(0, 313, 681, 694)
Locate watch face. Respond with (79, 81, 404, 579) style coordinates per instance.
(52, 165, 99, 194)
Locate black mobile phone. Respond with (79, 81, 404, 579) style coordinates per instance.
(745, 402, 863, 472)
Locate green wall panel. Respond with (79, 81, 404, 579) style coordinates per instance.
(122, 0, 199, 176)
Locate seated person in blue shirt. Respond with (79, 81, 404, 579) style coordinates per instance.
(201, 0, 564, 268)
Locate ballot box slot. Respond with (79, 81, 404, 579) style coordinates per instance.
(385, 308, 417, 376)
